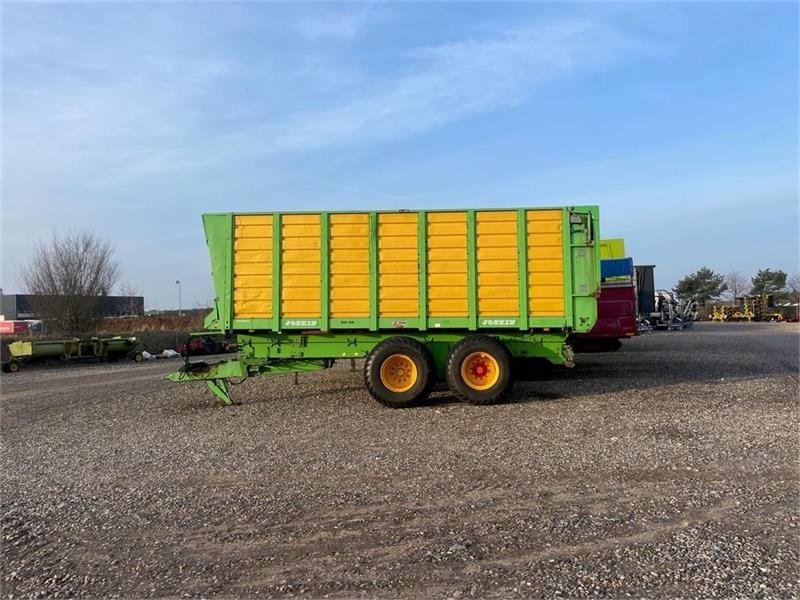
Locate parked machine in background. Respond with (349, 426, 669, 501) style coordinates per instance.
(176, 334, 235, 356)
(572, 255, 638, 352)
(648, 290, 698, 330)
(711, 294, 781, 322)
(2, 336, 142, 373)
(572, 241, 697, 344)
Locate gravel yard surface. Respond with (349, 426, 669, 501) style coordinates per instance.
(2, 322, 798, 598)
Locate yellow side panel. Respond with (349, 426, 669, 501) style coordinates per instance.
(429, 273, 467, 287)
(282, 300, 320, 315)
(480, 299, 519, 314)
(477, 246, 517, 261)
(233, 215, 273, 319)
(378, 213, 418, 316)
(427, 248, 466, 262)
(380, 213, 417, 224)
(235, 237, 271, 251)
(330, 300, 369, 315)
(282, 289, 320, 303)
(331, 236, 368, 250)
(428, 299, 467, 315)
(532, 298, 564, 314)
(527, 233, 563, 247)
(234, 299, 265, 315)
(428, 235, 467, 249)
(283, 236, 320, 250)
(235, 275, 272, 289)
(330, 214, 369, 318)
(330, 274, 369, 288)
(380, 300, 418, 314)
(427, 212, 467, 316)
(235, 215, 272, 226)
(283, 249, 319, 263)
(330, 248, 368, 263)
(427, 260, 465, 274)
(476, 211, 519, 316)
(429, 287, 467, 299)
(379, 273, 418, 287)
(527, 210, 565, 316)
(281, 214, 321, 318)
(374, 260, 414, 275)
(282, 261, 324, 275)
(235, 250, 271, 264)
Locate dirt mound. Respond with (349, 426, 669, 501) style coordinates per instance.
(98, 314, 204, 334)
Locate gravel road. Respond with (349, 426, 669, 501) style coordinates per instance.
(2, 322, 798, 598)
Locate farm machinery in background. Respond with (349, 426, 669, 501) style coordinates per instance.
(1, 336, 142, 373)
(644, 289, 699, 330)
(710, 294, 783, 322)
(572, 254, 638, 352)
(176, 334, 236, 356)
(572, 239, 699, 353)
(634, 264, 698, 331)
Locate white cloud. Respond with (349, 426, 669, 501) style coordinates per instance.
(260, 20, 642, 155)
(3, 14, 644, 191)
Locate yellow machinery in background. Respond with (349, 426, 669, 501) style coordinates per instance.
(711, 294, 780, 322)
(600, 238, 626, 260)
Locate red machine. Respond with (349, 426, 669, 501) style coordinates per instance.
(572, 258, 638, 352)
(0, 321, 30, 335)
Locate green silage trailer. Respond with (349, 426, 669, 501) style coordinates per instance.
(169, 206, 601, 407)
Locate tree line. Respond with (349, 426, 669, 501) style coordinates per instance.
(673, 267, 800, 305)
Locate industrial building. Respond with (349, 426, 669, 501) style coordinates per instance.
(0, 294, 145, 320)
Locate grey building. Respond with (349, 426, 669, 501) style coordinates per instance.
(1, 294, 145, 320)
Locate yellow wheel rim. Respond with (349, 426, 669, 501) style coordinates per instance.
(460, 351, 500, 391)
(379, 354, 418, 393)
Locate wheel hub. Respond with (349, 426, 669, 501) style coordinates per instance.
(460, 351, 500, 391)
(379, 354, 418, 393)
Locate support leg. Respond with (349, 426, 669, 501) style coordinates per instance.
(206, 379, 233, 406)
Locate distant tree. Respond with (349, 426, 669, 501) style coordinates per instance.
(750, 268, 787, 296)
(787, 274, 800, 297)
(119, 282, 141, 316)
(724, 271, 750, 302)
(20, 231, 120, 335)
(673, 267, 727, 305)
(786, 274, 800, 306)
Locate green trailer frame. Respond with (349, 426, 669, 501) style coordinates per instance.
(169, 206, 601, 406)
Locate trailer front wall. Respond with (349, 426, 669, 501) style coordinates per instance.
(208, 207, 598, 333)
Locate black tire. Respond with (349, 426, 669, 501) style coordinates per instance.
(364, 336, 435, 408)
(7, 360, 20, 373)
(446, 335, 512, 405)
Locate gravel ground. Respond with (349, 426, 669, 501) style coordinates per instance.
(2, 322, 798, 598)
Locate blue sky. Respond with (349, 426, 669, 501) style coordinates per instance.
(2, 2, 798, 308)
